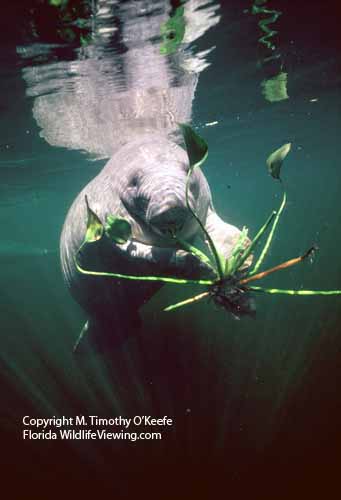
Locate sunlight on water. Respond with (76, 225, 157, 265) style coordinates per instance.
(19, 0, 220, 157)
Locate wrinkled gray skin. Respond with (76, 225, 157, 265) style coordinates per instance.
(60, 134, 245, 348)
(25, 1, 246, 349)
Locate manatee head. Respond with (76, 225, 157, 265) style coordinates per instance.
(118, 138, 210, 246)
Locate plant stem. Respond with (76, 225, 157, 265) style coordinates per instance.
(185, 167, 225, 279)
(250, 190, 287, 275)
(238, 247, 315, 285)
(249, 286, 341, 296)
(175, 236, 216, 271)
(232, 210, 276, 274)
(74, 254, 214, 286)
(164, 291, 210, 311)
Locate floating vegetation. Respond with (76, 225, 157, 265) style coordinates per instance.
(75, 126, 341, 320)
(250, 1, 289, 103)
(261, 71, 289, 103)
(251, 0, 282, 52)
(266, 142, 291, 180)
(160, 3, 186, 55)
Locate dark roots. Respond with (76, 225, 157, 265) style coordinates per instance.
(209, 273, 256, 319)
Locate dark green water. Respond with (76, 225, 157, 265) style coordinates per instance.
(1, 1, 341, 497)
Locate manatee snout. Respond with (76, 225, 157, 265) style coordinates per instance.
(148, 202, 188, 236)
(146, 180, 197, 237)
(122, 168, 198, 239)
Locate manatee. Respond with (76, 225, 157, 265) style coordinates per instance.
(21, 1, 243, 350)
(60, 133, 245, 351)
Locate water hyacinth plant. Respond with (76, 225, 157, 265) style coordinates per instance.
(75, 125, 341, 319)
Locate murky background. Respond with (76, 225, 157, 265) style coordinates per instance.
(1, 0, 340, 496)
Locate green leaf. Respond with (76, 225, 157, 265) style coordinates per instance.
(175, 236, 214, 269)
(262, 72, 288, 103)
(160, 6, 186, 55)
(266, 143, 291, 180)
(179, 123, 208, 170)
(80, 33, 92, 47)
(105, 215, 132, 244)
(84, 195, 104, 243)
(224, 227, 249, 276)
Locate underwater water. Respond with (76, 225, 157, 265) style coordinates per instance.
(1, 0, 341, 497)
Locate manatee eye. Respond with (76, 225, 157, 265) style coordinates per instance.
(189, 178, 199, 198)
(129, 175, 139, 188)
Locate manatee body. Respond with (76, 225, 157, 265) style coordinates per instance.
(60, 134, 243, 350)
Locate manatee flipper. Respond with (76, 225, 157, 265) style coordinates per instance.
(204, 207, 253, 268)
(119, 239, 216, 280)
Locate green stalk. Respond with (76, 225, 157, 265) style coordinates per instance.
(175, 236, 216, 271)
(185, 166, 225, 280)
(249, 286, 341, 296)
(231, 210, 277, 274)
(74, 255, 214, 286)
(179, 123, 224, 280)
(164, 291, 210, 312)
(224, 227, 249, 276)
(250, 190, 287, 275)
